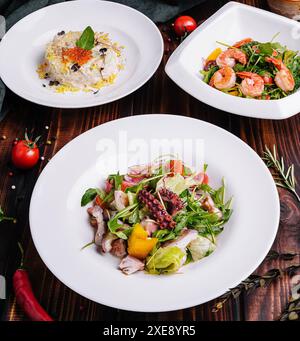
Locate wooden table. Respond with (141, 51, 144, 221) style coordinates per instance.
(0, 0, 299, 321)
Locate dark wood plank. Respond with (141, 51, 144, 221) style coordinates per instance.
(0, 0, 299, 321)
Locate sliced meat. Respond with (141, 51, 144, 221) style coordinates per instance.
(89, 205, 106, 246)
(102, 208, 111, 221)
(164, 229, 198, 250)
(114, 190, 129, 211)
(124, 175, 145, 184)
(185, 172, 205, 187)
(119, 255, 145, 275)
(201, 194, 223, 219)
(111, 239, 127, 258)
(141, 218, 159, 236)
(127, 164, 151, 176)
(101, 232, 118, 253)
(87, 207, 98, 228)
(105, 179, 113, 193)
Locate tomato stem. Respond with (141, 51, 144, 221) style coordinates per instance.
(24, 130, 41, 149)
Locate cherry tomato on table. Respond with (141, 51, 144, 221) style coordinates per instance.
(173, 16, 197, 37)
(202, 173, 209, 185)
(11, 134, 40, 170)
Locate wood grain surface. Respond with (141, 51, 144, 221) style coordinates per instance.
(0, 0, 299, 321)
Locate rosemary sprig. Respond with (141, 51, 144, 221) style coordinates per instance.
(212, 264, 300, 312)
(262, 145, 300, 202)
(279, 283, 300, 321)
(0, 206, 14, 222)
(266, 250, 298, 261)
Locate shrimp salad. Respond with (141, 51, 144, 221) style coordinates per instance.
(81, 159, 233, 275)
(201, 37, 300, 100)
(37, 26, 124, 93)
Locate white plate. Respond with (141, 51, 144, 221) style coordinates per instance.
(29, 114, 279, 312)
(0, 0, 163, 108)
(165, 2, 300, 119)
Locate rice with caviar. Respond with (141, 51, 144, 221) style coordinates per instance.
(37, 30, 125, 93)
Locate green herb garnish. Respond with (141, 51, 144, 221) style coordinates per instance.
(0, 206, 14, 222)
(263, 145, 300, 202)
(212, 263, 300, 313)
(81, 188, 105, 206)
(76, 26, 95, 50)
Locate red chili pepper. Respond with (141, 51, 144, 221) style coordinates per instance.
(13, 243, 54, 321)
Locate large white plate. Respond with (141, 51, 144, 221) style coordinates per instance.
(29, 114, 280, 312)
(0, 0, 163, 108)
(165, 2, 300, 119)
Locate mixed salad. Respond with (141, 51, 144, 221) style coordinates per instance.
(81, 159, 233, 275)
(201, 37, 300, 100)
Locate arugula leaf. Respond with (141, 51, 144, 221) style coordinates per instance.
(108, 173, 123, 191)
(200, 66, 219, 84)
(153, 229, 177, 243)
(233, 63, 246, 72)
(81, 188, 104, 206)
(76, 26, 95, 50)
(173, 179, 233, 238)
(128, 207, 140, 224)
(124, 173, 165, 194)
(107, 203, 138, 238)
(103, 190, 114, 204)
(257, 42, 285, 56)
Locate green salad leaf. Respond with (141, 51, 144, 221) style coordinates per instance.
(200, 65, 219, 84)
(76, 26, 95, 50)
(81, 188, 105, 206)
(173, 180, 233, 238)
(188, 235, 216, 261)
(108, 173, 123, 191)
(107, 203, 138, 239)
(146, 246, 185, 274)
(152, 229, 177, 243)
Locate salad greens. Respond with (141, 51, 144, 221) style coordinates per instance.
(146, 246, 185, 275)
(201, 37, 300, 100)
(82, 159, 233, 275)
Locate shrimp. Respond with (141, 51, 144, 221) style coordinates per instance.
(216, 48, 247, 68)
(233, 38, 253, 48)
(236, 71, 264, 98)
(209, 66, 236, 90)
(265, 57, 295, 92)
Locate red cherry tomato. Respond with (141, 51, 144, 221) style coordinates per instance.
(262, 75, 274, 85)
(173, 16, 197, 37)
(95, 195, 106, 209)
(169, 160, 184, 175)
(202, 173, 209, 185)
(121, 181, 134, 192)
(12, 139, 40, 170)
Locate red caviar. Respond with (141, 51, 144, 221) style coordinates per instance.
(62, 46, 92, 65)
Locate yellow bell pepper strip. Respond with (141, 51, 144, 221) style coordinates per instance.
(206, 48, 222, 62)
(128, 224, 158, 260)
